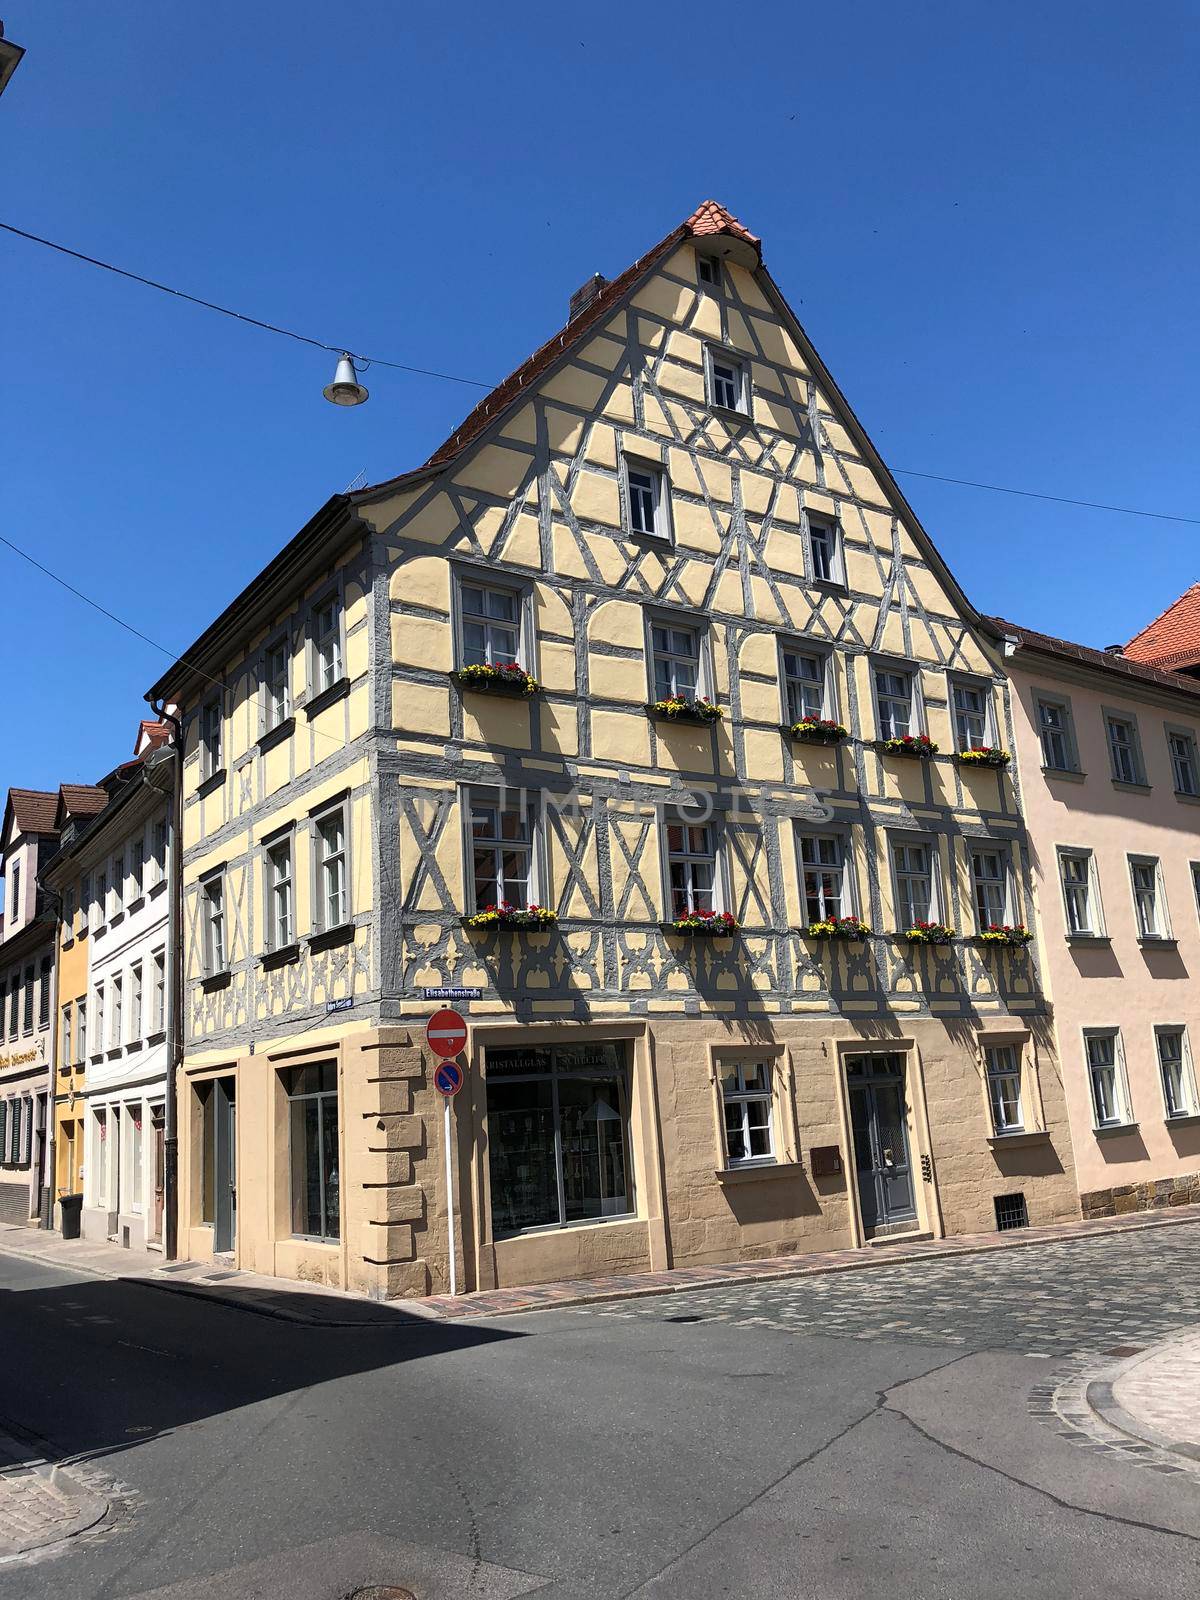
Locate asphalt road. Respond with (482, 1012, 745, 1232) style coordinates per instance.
(1, 1225, 1199, 1599)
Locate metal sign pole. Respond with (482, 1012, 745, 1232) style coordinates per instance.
(443, 1092, 457, 1297)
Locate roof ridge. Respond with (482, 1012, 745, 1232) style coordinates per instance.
(992, 613, 1200, 700)
(363, 199, 763, 494)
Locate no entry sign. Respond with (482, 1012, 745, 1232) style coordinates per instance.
(426, 1007, 468, 1058)
(434, 1060, 465, 1097)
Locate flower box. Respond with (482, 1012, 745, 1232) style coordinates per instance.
(788, 718, 849, 745)
(805, 916, 870, 940)
(452, 663, 539, 698)
(462, 902, 557, 930)
(661, 910, 739, 936)
(902, 921, 956, 946)
(956, 747, 1011, 769)
(978, 924, 1033, 947)
(877, 734, 938, 759)
(646, 696, 723, 725)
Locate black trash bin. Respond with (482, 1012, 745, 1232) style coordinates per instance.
(59, 1193, 83, 1240)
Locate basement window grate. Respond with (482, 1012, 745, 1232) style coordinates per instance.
(994, 1192, 1029, 1232)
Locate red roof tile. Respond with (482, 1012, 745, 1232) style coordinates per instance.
(1123, 583, 1200, 670)
(684, 199, 761, 251)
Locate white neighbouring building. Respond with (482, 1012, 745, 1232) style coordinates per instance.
(46, 749, 173, 1250)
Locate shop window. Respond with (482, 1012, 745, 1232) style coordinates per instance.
(284, 1063, 340, 1242)
(485, 1041, 632, 1236)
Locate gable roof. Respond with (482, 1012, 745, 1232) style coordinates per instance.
(1124, 583, 1200, 671)
(53, 783, 109, 832)
(148, 199, 993, 704)
(991, 615, 1200, 703)
(3, 788, 59, 841)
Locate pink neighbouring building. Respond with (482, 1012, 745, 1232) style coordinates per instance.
(999, 615, 1200, 1217)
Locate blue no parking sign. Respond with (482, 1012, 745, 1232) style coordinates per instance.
(434, 1060, 465, 1097)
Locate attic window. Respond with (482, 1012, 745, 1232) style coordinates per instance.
(697, 255, 720, 289)
(706, 347, 748, 415)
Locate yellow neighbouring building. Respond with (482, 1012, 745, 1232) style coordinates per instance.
(148, 201, 1080, 1300)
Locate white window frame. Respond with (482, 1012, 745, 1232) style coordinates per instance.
(949, 675, 997, 753)
(872, 662, 921, 742)
(1155, 1026, 1200, 1119)
(647, 613, 710, 704)
(150, 949, 166, 1035)
(201, 872, 227, 975)
(129, 961, 143, 1046)
(984, 1042, 1025, 1134)
(109, 973, 123, 1051)
(130, 838, 144, 902)
(110, 849, 124, 918)
(1104, 709, 1146, 786)
(1127, 854, 1169, 941)
(265, 833, 295, 952)
(60, 1004, 71, 1077)
(621, 455, 673, 542)
(463, 786, 542, 913)
(704, 344, 749, 415)
(779, 640, 833, 726)
(453, 568, 532, 673)
(795, 827, 854, 924)
(1084, 1028, 1132, 1129)
(262, 633, 292, 733)
(199, 696, 223, 780)
(313, 801, 350, 933)
(696, 252, 721, 291)
(662, 809, 726, 920)
(76, 998, 87, 1066)
(1057, 846, 1104, 938)
(806, 514, 844, 587)
(1166, 726, 1200, 797)
(92, 982, 104, 1059)
(889, 835, 941, 928)
(308, 589, 345, 697)
(1034, 692, 1079, 773)
(152, 821, 168, 884)
(969, 842, 1013, 932)
(717, 1057, 776, 1167)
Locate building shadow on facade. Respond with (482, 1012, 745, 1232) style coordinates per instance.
(1140, 944, 1189, 981)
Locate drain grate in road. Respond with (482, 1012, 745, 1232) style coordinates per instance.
(344, 1589, 415, 1599)
(1105, 1345, 1145, 1358)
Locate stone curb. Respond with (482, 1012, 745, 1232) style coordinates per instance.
(2, 1206, 1199, 1330)
(1085, 1333, 1200, 1468)
(0, 1427, 109, 1563)
(409, 1206, 1200, 1322)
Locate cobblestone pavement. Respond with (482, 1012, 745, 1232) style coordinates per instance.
(567, 1221, 1200, 1359)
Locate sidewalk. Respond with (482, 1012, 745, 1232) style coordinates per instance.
(2, 1203, 1199, 1327)
(1087, 1327, 1200, 1471)
(0, 1425, 109, 1565)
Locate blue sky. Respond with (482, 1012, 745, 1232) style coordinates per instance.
(3, 2, 1198, 793)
